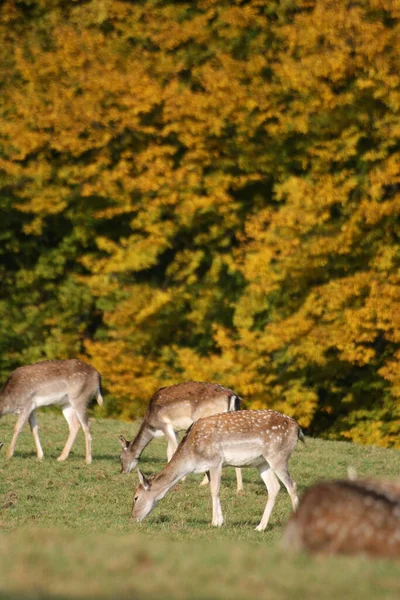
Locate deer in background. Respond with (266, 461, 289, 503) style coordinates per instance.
(281, 478, 400, 558)
(0, 359, 103, 464)
(119, 381, 243, 492)
(131, 409, 304, 530)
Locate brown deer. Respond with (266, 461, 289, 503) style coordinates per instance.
(130, 409, 304, 530)
(119, 381, 243, 491)
(0, 359, 103, 464)
(281, 478, 400, 558)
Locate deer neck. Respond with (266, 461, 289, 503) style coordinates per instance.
(0, 388, 10, 416)
(152, 452, 192, 500)
(128, 420, 155, 460)
(0, 375, 20, 416)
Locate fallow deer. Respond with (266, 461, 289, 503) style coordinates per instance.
(119, 381, 243, 492)
(281, 478, 400, 558)
(130, 409, 304, 530)
(0, 359, 103, 464)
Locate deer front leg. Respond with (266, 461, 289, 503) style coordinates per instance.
(162, 423, 179, 462)
(74, 408, 92, 465)
(200, 472, 210, 486)
(235, 468, 243, 494)
(58, 405, 81, 462)
(7, 409, 31, 459)
(29, 410, 44, 460)
(209, 465, 224, 527)
(255, 465, 281, 532)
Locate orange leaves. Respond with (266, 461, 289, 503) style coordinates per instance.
(110, 285, 173, 327)
(379, 351, 400, 399)
(276, 273, 400, 368)
(272, 382, 319, 428)
(84, 339, 158, 418)
(342, 418, 400, 448)
(368, 153, 400, 202)
(80, 1, 400, 445)
(1, 0, 399, 447)
(83, 231, 173, 275)
(6, 24, 162, 160)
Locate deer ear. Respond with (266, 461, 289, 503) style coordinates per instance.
(137, 468, 150, 490)
(119, 435, 129, 449)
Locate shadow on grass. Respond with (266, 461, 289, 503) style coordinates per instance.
(1, 451, 40, 459)
(139, 455, 167, 465)
(5, 451, 128, 463)
(90, 454, 122, 462)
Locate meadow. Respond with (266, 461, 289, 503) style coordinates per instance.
(0, 412, 399, 600)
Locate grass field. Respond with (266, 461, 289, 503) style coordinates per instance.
(0, 411, 399, 599)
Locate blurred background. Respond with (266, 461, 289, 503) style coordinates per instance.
(0, 0, 399, 446)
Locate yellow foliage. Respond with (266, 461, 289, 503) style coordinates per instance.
(1, 0, 399, 446)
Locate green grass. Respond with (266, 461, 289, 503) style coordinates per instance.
(0, 412, 399, 599)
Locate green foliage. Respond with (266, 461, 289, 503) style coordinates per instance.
(0, 0, 399, 445)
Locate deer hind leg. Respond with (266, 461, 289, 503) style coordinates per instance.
(201, 467, 243, 491)
(72, 405, 92, 465)
(162, 423, 179, 462)
(255, 464, 281, 532)
(29, 410, 44, 460)
(209, 464, 224, 527)
(6, 409, 31, 459)
(269, 461, 299, 512)
(57, 405, 81, 462)
(200, 472, 210, 486)
(235, 468, 243, 493)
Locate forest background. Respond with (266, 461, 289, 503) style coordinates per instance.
(0, 0, 399, 448)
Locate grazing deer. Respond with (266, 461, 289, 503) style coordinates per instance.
(281, 478, 400, 558)
(119, 381, 243, 492)
(130, 409, 304, 530)
(0, 359, 103, 464)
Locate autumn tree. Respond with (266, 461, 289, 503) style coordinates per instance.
(0, 0, 398, 445)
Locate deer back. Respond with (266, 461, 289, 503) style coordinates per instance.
(0, 359, 101, 413)
(172, 409, 302, 466)
(146, 381, 241, 428)
(282, 478, 400, 558)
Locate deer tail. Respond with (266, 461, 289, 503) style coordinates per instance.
(96, 375, 104, 406)
(228, 394, 241, 412)
(298, 428, 306, 444)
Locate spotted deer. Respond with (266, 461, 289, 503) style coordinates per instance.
(130, 409, 304, 530)
(119, 381, 243, 492)
(281, 478, 400, 558)
(0, 359, 103, 464)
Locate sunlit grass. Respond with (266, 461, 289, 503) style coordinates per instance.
(0, 412, 399, 599)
